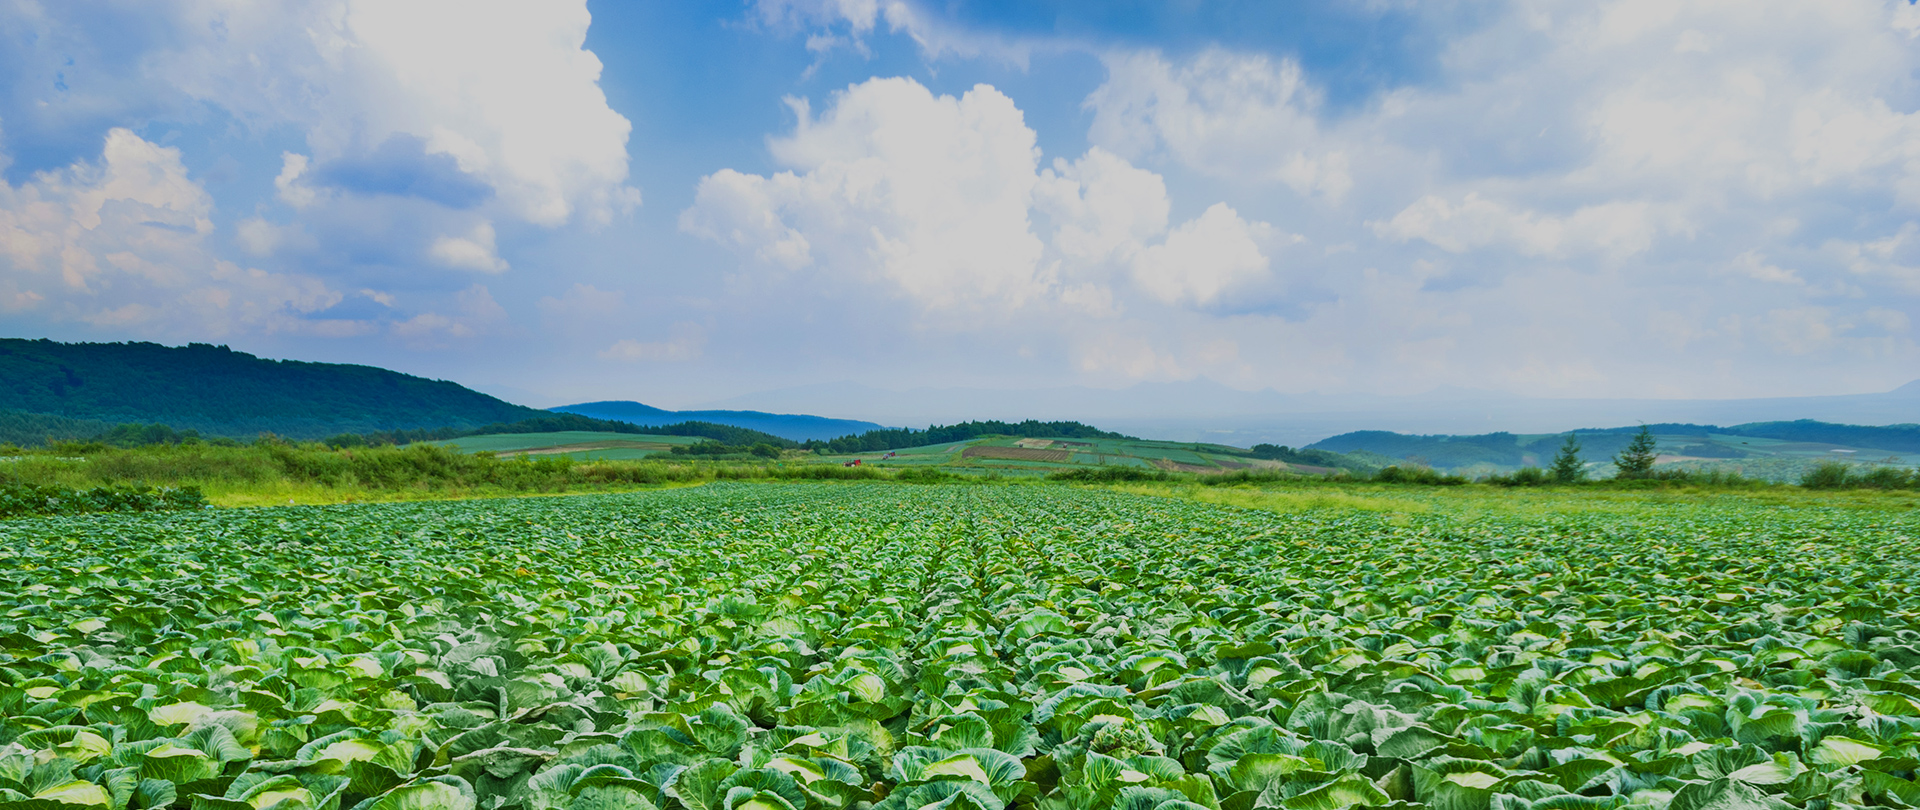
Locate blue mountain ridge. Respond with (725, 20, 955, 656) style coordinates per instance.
(549, 401, 888, 442)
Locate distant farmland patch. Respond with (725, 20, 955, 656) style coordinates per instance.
(430, 430, 703, 460)
(1150, 457, 1220, 474)
(963, 445, 1071, 462)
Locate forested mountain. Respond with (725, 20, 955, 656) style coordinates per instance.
(0, 339, 545, 439)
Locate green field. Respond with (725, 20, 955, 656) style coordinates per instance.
(824, 436, 1295, 475)
(4, 482, 1918, 809)
(431, 431, 705, 460)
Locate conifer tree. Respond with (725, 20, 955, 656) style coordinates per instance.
(1550, 433, 1586, 483)
(1614, 425, 1658, 479)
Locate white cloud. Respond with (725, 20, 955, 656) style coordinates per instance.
(1132, 204, 1271, 306)
(1033, 147, 1170, 268)
(683, 78, 1049, 310)
(1035, 2, 1920, 395)
(1088, 49, 1351, 199)
(429, 222, 509, 274)
(685, 77, 1277, 330)
(391, 284, 508, 344)
(274, 153, 318, 209)
(144, 0, 638, 227)
(0, 128, 341, 336)
(1373, 194, 1671, 258)
(601, 323, 705, 363)
(748, 0, 1033, 63)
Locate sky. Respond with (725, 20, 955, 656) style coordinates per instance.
(2, 0, 1919, 412)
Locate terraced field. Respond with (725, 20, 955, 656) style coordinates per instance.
(3, 484, 1918, 809)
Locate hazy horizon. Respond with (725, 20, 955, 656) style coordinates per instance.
(4, 1, 1919, 410)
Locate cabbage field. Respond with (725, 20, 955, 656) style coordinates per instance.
(3, 483, 1918, 810)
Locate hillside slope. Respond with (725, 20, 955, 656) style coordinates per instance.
(1308, 420, 1920, 472)
(0, 339, 545, 439)
(550, 400, 886, 442)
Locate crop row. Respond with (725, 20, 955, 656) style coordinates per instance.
(2, 484, 1918, 809)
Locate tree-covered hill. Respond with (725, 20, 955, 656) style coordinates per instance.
(0, 339, 546, 439)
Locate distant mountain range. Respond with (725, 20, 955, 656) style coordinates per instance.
(705, 379, 1920, 446)
(6, 337, 1912, 453)
(548, 401, 885, 442)
(0, 338, 889, 445)
(1306, 420, 1920, 473)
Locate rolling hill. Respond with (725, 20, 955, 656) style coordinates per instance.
(1308, 419, 1920, 477)
(0, 338, 546, 440)
(549, 400, 886, 442)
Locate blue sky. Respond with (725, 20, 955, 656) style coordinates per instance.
(2, 0, 1918, 413)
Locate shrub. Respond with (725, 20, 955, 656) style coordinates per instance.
(1800, 461, 1854, 489)
(1373, 465, 1467, 485)
(1487, 466, 1550, 487)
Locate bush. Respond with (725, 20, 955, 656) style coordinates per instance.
(1801, 461, 1855, 489)
(1860, 466, 1917, 489)
(1801, 461, 1919, 490)
(1487, 467, 1550, 487)
(1373, 465, 1467, 485)
(1198, 469, 1310, 486)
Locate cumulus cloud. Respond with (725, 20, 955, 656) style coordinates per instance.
(684, 79, 1049, 310)
(683, 76, 1278, 337)
(0, 129, 341, 336)
(1052, 1, 1920, 394)
(1133, 204, 1272, 306)
(158, 0, 639, 227)
(0, 0, 643, 354)
(1088, 50, 1352, 199)
(1033, 147, 1170, 269)
(429, 223, 509, 274)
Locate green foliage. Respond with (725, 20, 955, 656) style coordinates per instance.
(0, 338, 544, 438)
(1372, 465, 1468, 485)
(2, 483, 1916, 810)
(1613, 425, 1659, 479)
(806, 420, 1132, 454)
(94, 422, 203, 448)
(1311, 419, 1920, 474)
(366, 415, 800, 450)
(1047, 467, 1173, 483)
(1801, 460, 1920, 490)
(1549, 433, 1586, 483)
(0, 408, 117, 447)
(1486, 466, 1550, 487)
(0, 481, 205, 518)
(1244, 444, 1379, 475)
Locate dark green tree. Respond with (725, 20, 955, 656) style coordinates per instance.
(1613, 425, 1658, 479)
(1549, 433, 1586, 483)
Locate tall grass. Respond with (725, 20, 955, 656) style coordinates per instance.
(0, 441, 974, 506)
